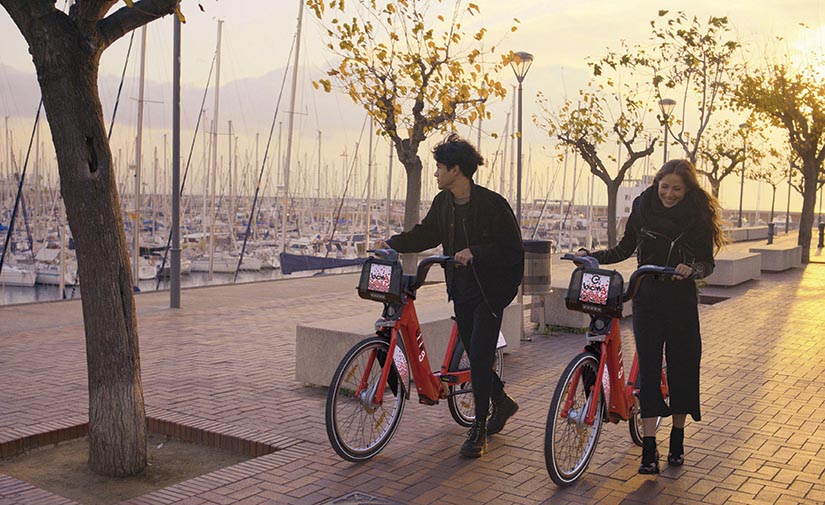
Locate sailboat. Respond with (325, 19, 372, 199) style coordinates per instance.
(0, 265, 36, 286)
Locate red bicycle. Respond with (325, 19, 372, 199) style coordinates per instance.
(325, 249, 504, 462)
(544, 254, 676, 486)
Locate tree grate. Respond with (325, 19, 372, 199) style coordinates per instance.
(324, 491, 402, 504)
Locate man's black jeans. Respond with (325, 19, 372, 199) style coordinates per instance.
(453, 299, 505, 421)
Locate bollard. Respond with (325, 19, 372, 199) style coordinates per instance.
(819, 222, 825, 248)
(767, 223, 774, 245)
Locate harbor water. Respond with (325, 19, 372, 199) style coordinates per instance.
(0, 266, 361, 307)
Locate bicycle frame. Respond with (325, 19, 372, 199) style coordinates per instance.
(356, 297, 471, 408)
(563, 316, 667, 427)
(586, 317, 633, 423)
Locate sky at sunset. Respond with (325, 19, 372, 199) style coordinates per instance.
(1, 0, 824, 215)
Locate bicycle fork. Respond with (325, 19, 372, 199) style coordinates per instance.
(560, 344, 608, 428)
(354, 329, 402, 408)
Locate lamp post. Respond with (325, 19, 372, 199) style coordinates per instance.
(658, 98, 676, 165)
(738, 122, 748, 228)
(786, 164, 792, 234)
(510, 51, 533, 228)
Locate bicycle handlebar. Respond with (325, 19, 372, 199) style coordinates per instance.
(409, 255, 463, 292)
(369, 249, 463, 294)
(561, 253, 680, 302)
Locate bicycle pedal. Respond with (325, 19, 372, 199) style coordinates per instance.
(419, 396, 438, 406)
(440, 374, 460, 384)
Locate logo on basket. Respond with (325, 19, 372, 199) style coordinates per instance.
(368, 263, 392, 292)
(579, 272, 609, 305)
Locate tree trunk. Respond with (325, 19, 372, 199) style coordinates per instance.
(394, 153, 423, 272)
(798, 157, 819, 263)
(29, 16, 147, 476)
(606, 181, 619, 248)
(770, 188, 776, 224)
(710, 179, 720, 200)
(401, 156, 423, 232)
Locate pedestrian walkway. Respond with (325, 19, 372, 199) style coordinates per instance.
(1, 232, 824, 504)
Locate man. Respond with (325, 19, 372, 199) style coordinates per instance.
(383, 134, 524, 458)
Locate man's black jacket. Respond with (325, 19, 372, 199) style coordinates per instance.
(387, 182, 524, 313)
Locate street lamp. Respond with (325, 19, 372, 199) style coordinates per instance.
(658, 98, 676, 165)
(510, 51, 533, 228)
(738, 122, 748, 228)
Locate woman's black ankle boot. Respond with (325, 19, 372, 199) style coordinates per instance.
(639, 436, 659, 474)
(668, 427, 685, 466)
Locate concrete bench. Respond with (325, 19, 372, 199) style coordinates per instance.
(704, 251, 761, 286)
(727, 226, 769, 242)
(295, 302, 522, 386)
(749, 244, 802, 272)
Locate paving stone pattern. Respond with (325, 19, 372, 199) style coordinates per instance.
(1, 234, 824, 504)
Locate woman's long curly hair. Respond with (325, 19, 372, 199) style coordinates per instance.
(654, 159, 727, 252)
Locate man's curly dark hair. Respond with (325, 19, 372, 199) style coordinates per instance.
(432, 133, 484, 179)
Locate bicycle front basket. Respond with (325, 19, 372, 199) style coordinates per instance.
(565, 267, 624, 318)
(357, 257, 404, 304)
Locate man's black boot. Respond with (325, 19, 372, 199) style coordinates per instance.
(459, 419, 488, 458)
(487, 391, 519, 435)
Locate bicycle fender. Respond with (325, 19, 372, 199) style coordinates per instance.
(390, 336, 412, 400)
(496, 330, 507, 349)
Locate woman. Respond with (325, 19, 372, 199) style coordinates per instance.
(577, 159, 725, 474)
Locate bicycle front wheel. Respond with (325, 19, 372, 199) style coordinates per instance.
(326, 336, 406, 461)
(447, 341, 504, 427)
(545, 352, 604, 487)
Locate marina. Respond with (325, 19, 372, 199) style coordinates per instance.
(0, 185, 614, 306)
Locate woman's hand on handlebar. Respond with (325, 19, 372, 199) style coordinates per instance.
(574, 248, 589, 257)
(673, 263, 694, 280)
(454, 247, 474, 266)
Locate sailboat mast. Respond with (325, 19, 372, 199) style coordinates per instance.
(386, 140, 393, 237)
(208, 20, 223, 279)
(152, 145, 158, 240)
(366, 120, 373, 252)
(281, 0, 304, 254)
(133, 25, 147, 286)
(228, 120, 233, 239)
(559, 147, 568, 251)
(4, 117, 9, 203)
(34, 118, 40, 249)
(202, 113, 209, 236)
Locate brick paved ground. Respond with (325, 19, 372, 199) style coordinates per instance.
(1, 232, 824, 504)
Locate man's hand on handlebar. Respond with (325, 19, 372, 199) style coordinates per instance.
(454, 247, 473, 266)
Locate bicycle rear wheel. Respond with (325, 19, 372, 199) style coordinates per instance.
(447, 341, 503, 427)
(326, 336, 406, 461)
(629, 354, 668, 447)
(545, 352, 604, 487)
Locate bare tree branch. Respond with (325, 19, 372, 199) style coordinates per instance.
(73, 0, 118, 24)
(98, 0, 176, 49)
